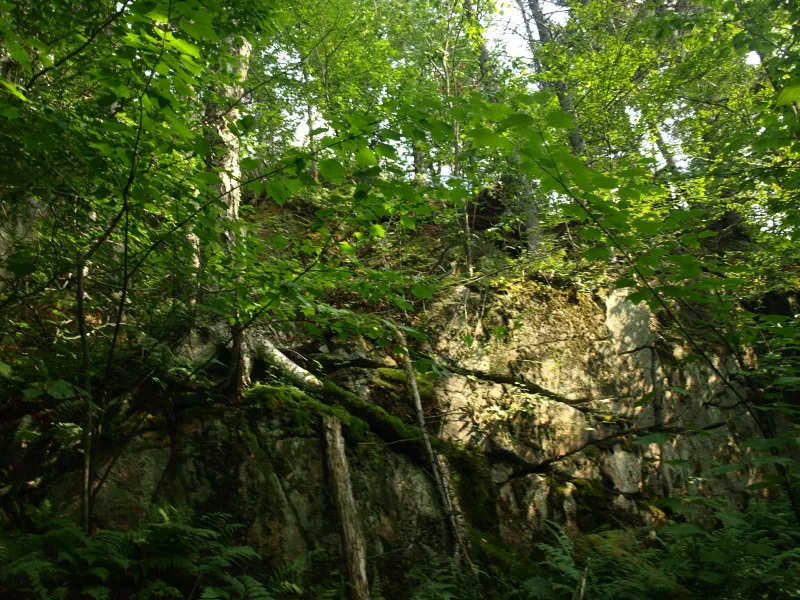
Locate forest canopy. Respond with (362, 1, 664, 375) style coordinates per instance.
(1, 0, 800, 598)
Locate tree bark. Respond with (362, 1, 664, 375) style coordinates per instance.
(323, 415, 370, 600)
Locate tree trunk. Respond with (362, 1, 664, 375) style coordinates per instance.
(323, 415, 370, 600)
(396, 330, 470, 565)
(526, 0, 586, 155)
(208, 37, 252, 225)
(76, 257, 92, 532)
(206, 37, 252, 399)
(524, 176, 541, 254)
(247, 328, 323, 390)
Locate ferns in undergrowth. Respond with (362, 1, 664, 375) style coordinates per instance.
(4, 499, 798, 600)
(0, 505, 298, 600)
(374, 500, 800, 600)
(518, 500, 800, 600)
(408, 546, 461, 600)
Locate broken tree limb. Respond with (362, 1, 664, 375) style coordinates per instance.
(247, 328, 322, 390)
(395, 328, 471, 566)
(323, 415, 370, 600)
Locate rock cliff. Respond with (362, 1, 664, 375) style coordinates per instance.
(47, 280, 762, 591)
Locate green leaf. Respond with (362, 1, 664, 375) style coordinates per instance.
(545, 110, 575, 130)
(753, 455, 794, 467)
(400, 215, 416, 230)
(369, 223, 386, 238)
(355, 147, 378, 167)
(178, 20, 220, 42)
(618, 187, 640, 201)
(193, 136, 211, 157)
(394, 297, 414, 310)
(195, 171, 222, 185)
(592, 174, 618, 190)
(411, 283, 433, 299)
(241, 157, 261, 170)
(1, 78, 27, 101)
(269, 234, 289, 250)
(374, 142, 398, 160)
(319, 158, 346, 183)
(580, 228, 602, 241)
(502, 112, 535, 129)
(470, 127, 513, 150)
(776, 84, 800, 106)
(6, 249, 39, 276)
(171, 37, 201, 58)
(145, 6, 171, 22)
(5, 38, 31, 73)
(615, 277, 637, 288)
(627, 290, 651, 305)
(633, 431, 669, 445)
(88, 566, 110, 583)
(586, 246, 610, 261)
(47, 380, 75, 399)
(714, 511, 746, 527)
(742, 437, 791, 450)
(0, 360, 12, 379)
(267, 180, 290, 205)
(710, 463, 741, 475)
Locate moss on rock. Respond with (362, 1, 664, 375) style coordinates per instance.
(319, 380, 428, 458)
(444, 443, 499, 534)
(373, 367, 437, 405)
(246, 383, 369, 441)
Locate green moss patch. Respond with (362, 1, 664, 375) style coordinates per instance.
(368, 368, 439, 424)
(320, 381, 429, 461)
(246, 384, 369, 441)
(444, 444, 499, 535)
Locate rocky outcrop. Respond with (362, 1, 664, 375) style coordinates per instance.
(44, 279, 765, 589)
(420, 281, 761, 545)
(50, 391, 448, 596)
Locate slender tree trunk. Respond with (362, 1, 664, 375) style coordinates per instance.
(76, 257, 92, 532)
(396, 330, 470, 564)
(323, 415, 370, 600)
(523, 176, 541, 253)
(206, 37, 252, 399)
(303, 65, 319, 179)
(194, 38, 319, 393)
(526, 0, 586, 155)
(452, 119, 473, 277)
(412, 142, 427, 183)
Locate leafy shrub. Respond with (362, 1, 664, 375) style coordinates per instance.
(659, 500, 800, 599)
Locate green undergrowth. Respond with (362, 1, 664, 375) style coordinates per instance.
(216, 384, 800, 600)
(0, 506, 294, 600)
